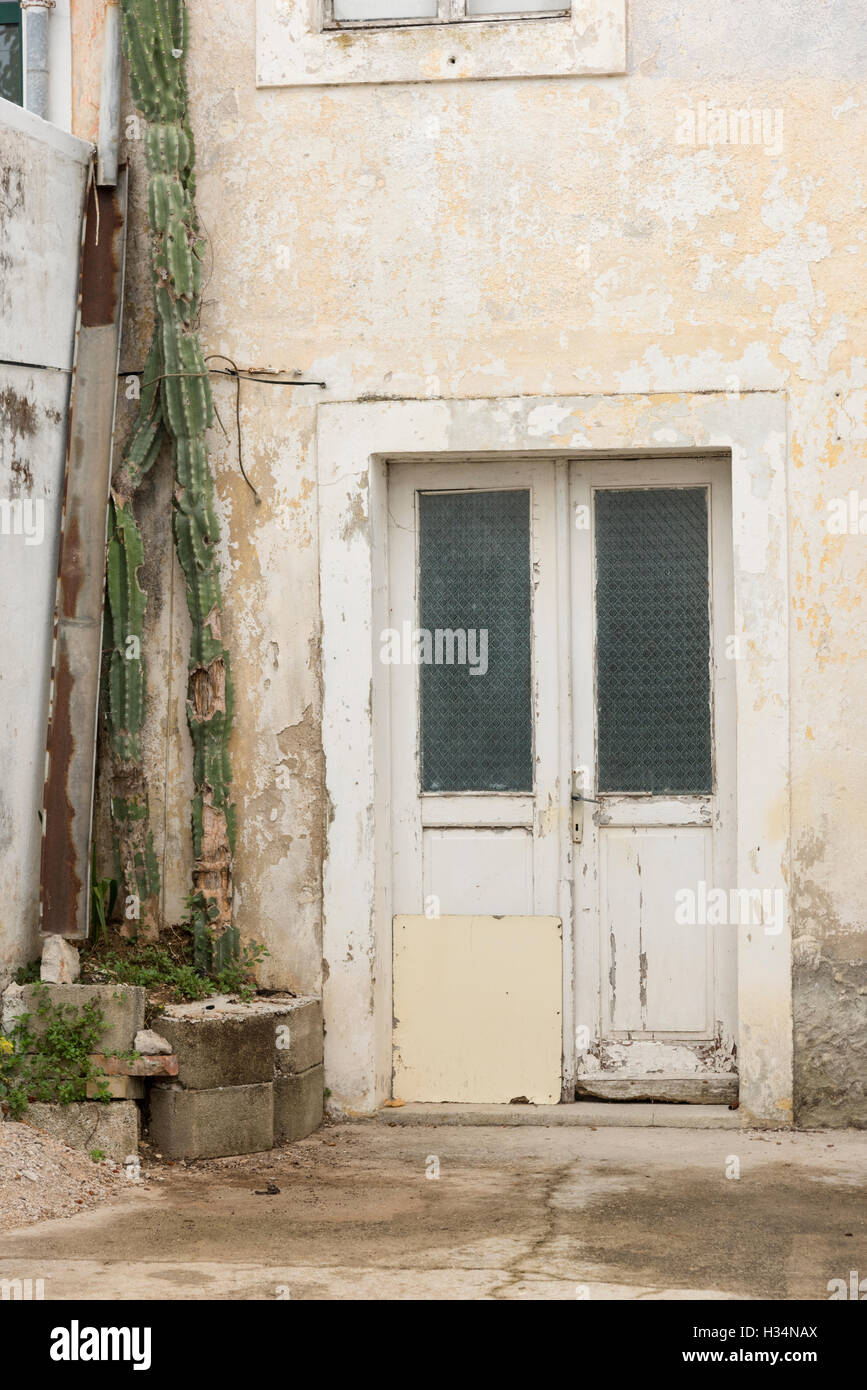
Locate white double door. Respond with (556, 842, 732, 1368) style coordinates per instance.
(388, 455, 736, 1099)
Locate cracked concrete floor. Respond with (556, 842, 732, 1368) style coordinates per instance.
(0, 1124, 864, 1300)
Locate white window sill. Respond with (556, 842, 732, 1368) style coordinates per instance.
(256, 0, 626, 87)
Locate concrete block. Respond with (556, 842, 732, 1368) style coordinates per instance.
(148, 1082, 274, 1159)
(12, 984, 145, 1054)
(86, 1076, 145, 1100)
(272, 998, 323, 1076)
(273, 1065, 324, 1144)
(40, 936, 80, 984)
(154, 1010, 276, 1090)
(26, 1101, 140, 1162)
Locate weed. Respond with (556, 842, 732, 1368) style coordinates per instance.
(90, 852, 118, 945)
(0, 983, 109, 1119)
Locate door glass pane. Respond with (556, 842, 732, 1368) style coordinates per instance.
(595, 487, 712, 794)
(467, 0, 565, 12)
(333, 0, 437, 20)
(419, 489, 533, 792)
(0, 20, 22, 105)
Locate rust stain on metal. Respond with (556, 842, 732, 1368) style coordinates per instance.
(80, 183, 124, 328)
(59, 512, 85, 618)
(40, 648, 81, 931)
(40, 172, 128, 937)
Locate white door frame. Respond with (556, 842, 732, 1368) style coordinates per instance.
(317, 392, 791, 1127)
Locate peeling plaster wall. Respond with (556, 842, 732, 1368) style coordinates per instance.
(85, 0, 866, 1121)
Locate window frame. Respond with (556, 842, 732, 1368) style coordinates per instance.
(256, 0, 627, 88)
(324, 0, 569, 31)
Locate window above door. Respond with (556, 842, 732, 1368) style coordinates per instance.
(257, 0, 626, 88)
(326, 0, 568, 30)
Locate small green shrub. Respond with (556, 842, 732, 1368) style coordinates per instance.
(13, 959, 41, 985)
(0, 983, 109, 1119)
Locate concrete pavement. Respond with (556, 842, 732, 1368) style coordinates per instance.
(0, 1123, 864, 1300)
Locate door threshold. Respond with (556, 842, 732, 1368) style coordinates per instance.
(375, 1101, 740, 1129)
(575, 1075, 738, 1105)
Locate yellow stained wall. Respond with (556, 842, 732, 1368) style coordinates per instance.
(78, 1, 867, 1124)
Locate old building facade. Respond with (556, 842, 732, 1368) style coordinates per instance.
(2, 1, 865, 1128)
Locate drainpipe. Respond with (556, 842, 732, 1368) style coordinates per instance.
(20, 0, 54, 122)
(97, 0, 121, 186)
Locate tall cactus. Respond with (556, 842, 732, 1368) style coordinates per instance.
(105, 495, 160, 936)
(109, 0, 236, 963)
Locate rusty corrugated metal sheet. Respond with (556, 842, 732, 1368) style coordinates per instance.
(40, 167, 128, 938)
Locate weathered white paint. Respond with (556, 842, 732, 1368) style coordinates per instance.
(393, 914, 562, 1103)
(570, 455, 737, 1085)
(256, 0, 625, 86)
(318, 392, 791, 1125)
(0, 98, 89, 369)
(0, 98, 92, 983)
(46, 0, 73, 131)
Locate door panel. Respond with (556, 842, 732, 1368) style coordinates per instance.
(393, 914, 562, 1104)
(572, 457, 737, 1088)
(389, 460, 565, 1102)
(423, 828, 534, 916)
(601, 826, 711, 1034)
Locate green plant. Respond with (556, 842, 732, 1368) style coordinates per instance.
(93, 944, 212, 1002)
(90, 1149, 107, 1163)
(109, 0, 236, 959)
(0, 984, 109, 1119)
(105, 495, 161, 938)
(213, 940, 270, 1003)
(90, 852, 118, 945)
(82, 923, 268, 1009)
(12, 959, 41, 985)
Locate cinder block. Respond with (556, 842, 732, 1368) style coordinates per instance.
(272, 998, 323, 1076)
(273, 1065, 324, 1144)
(10, 984, 145, 1054)
(86, 1076, 145, 1100)
(26, 1101, 140, 1163)
(148, 1082, 274, 1159)
(154, 1010, 276, 1090)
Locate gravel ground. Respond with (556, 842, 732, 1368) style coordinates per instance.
(0, 1121, 127, 1231)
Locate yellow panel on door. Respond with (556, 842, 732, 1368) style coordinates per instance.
(393, 915, 562, 1104)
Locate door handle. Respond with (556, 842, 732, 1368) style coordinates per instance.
(570, 770, 598, 842)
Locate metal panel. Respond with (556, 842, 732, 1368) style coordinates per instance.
(393, 914, 562, 1103)
(40, 170, 128, 937)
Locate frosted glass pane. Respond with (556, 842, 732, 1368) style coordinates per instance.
(419, 490, 533, 793)
(595, 488, 713, 795)
(333, 0, 437, 19)
(467, 0, 564, 13)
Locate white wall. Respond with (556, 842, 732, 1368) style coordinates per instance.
(0, 99, 91, 982)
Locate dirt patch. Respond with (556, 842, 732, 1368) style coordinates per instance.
(0, 1121, 128, 1231)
